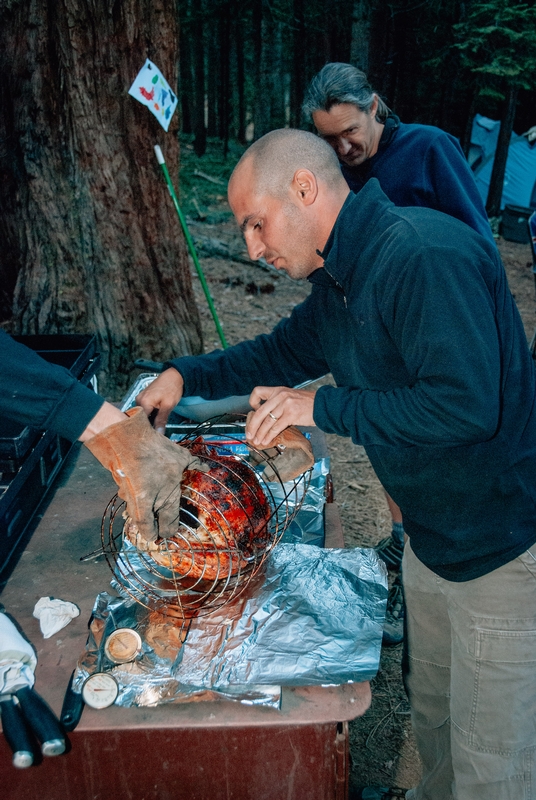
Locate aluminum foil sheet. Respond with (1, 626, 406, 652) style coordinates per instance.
(276, 457, 329, 547)
(73, 591, 281, 708)
(175, 544, 387, 687)
(73, 544, 386, 709)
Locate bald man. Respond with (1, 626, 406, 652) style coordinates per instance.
(303, 63, 497, 600)
(138, 129, 536, 800)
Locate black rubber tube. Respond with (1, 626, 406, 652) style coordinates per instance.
(15, 687, 65, 756)
(0, 697, 34, 768)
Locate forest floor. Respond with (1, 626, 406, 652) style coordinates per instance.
(178, 136, 536, 795)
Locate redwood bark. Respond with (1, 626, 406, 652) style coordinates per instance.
(0, 0, 203, 396)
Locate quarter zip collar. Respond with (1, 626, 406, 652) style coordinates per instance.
(311, 180, 396, 292)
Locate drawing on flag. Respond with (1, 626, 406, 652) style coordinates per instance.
(128, 59, 178, 132)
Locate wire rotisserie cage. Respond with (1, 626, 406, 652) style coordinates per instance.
(100, 418, 312, 628)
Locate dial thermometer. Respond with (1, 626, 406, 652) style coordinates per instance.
(104, 628, 142, 664)
(81, 673, 119, 710)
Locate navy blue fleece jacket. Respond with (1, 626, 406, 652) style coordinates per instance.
(341, 115, 495, 245)
(0, 331, 104, 441)
(167, 181, 536, 581)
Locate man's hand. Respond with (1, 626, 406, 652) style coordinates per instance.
(84, 407, 205, 545)
(135, 367, 185, 433)
(246, 386, 316, 447)
(247, 416, 315, 482)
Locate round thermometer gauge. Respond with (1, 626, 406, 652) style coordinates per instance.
(82, 672, 119, 709)
(104, 628, 142, 664)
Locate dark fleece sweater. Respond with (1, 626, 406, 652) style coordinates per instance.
(168, 181, 536, 581)
(0, 331, 104, 442)
(341, 115, 495, 245)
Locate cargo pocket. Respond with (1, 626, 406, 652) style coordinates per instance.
(467, 626, 536, 750)
(519, 545, 536, 581)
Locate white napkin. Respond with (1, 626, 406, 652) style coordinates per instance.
(33, 597, 80, 639)
(0, 613, 37, 693)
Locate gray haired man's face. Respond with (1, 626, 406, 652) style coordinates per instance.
(313, 101, 382, 167)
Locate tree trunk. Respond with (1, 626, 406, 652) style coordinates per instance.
(192, 0, 207, 157)
(267, 20, 285, 131)
(235, 16, 247, 144)
(486, 83, 518, 219)
(289, 0, 305, 129)
(206, 23, 219, 137)
(350, 0, 371, 73)
(0, 0, 203, 397)
(253, 0, 272, 139)
(179, 4, 193, 135)
(219, 1, 231, 155)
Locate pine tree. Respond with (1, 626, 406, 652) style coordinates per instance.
(454, 0, 536, 218)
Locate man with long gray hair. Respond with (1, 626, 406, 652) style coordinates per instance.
(302, 62, 492, 242)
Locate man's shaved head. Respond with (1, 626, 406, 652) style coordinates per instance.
(228, 128, 350, 280)
(231, 128, 346, 199)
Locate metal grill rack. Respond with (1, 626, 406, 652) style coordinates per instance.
(99, 418, 312, 629)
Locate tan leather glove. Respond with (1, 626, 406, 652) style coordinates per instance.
(85, 407, 206, 545)
(247, 416, 314, 482)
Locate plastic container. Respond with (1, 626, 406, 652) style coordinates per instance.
(0, 334, 100, 586)
(501, 205, 533, 244)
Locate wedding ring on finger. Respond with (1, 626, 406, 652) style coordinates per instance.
(268, 412, 279, 421)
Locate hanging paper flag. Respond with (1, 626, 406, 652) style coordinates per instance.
(128, 59, 178, 132)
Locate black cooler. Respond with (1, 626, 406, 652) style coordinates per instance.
(0, 334, 100, 588)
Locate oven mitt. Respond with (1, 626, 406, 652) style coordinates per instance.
(85, 407, 207, 545)
(247, 417, 314, 482)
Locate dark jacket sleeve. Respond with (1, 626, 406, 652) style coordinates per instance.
(314, 244, 502, 447)
(165, 295, 331, 398)
(425, 132, 495, 244)
(0, 331, 104, 442)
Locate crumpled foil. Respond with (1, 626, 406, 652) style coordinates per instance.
(73, 544, 387, 709)
(278, 457, 329, 547)
(73, 588, 281, 708)
(175, 544, 387, 687)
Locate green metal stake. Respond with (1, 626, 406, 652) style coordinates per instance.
(154, 144, 228, 349)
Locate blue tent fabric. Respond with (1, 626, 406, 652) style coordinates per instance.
(469, 114, 536, 210)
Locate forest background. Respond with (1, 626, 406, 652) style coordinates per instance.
(0, 0, 535, 393)
(179, 0, 536, 213)
(0, 1, 535, 789)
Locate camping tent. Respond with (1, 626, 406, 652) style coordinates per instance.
(469, 114, 536, 210)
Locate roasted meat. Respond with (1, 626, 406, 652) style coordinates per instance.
(125, 437, 272, 582)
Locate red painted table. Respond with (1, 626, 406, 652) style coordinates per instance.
(0, 442, 371, 800)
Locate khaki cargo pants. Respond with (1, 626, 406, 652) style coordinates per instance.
(403, 541, 536, 800)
